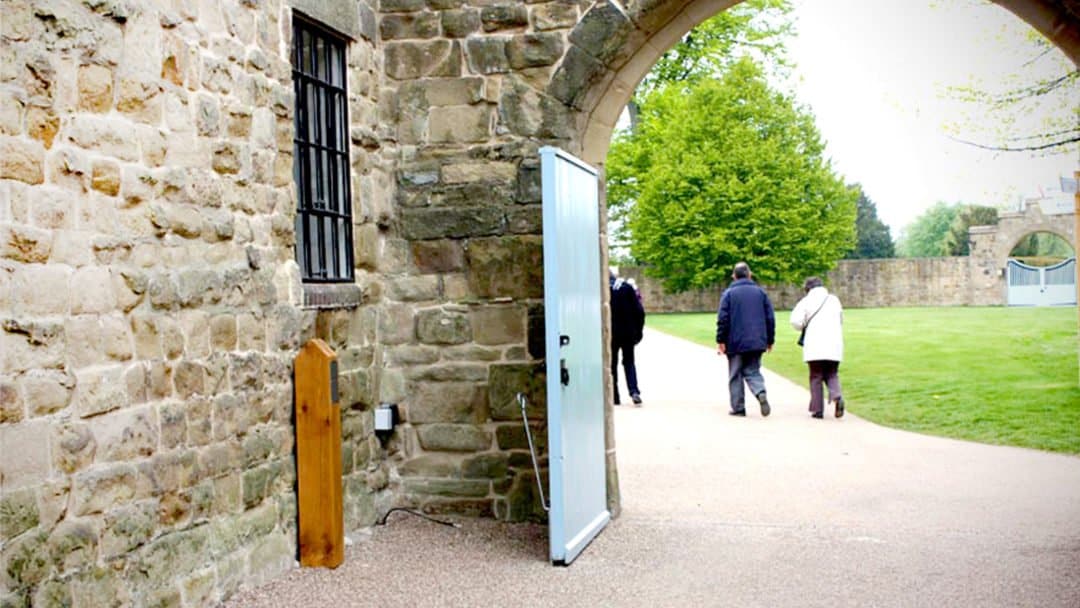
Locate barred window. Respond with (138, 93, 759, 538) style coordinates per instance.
(292, 17, 353, 283)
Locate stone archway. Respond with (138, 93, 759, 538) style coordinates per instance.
(546, 0, 1080, 165)
(533, 0, 1080, 513)
(969, 200, 1077, 303)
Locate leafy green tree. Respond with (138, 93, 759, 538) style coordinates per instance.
(943, 205, 999, 256)
(613, 58, 856, 292)
(638, 0, 793, 98)
(896, 203, 962, 258)
(845, 185, 894, 259)
(1010, 231, 1075, 259)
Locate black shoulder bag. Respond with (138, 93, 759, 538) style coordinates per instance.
(797, 296, 829, 347)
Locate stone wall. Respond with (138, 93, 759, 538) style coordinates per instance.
(622, 257, 996, 313)
(0, 1, 392, 606)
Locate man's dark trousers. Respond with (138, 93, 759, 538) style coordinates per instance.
(611, 339, 639, 404)
(727, 350, 766, 413)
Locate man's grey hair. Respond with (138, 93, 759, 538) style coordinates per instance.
(733, 262, 751, 279)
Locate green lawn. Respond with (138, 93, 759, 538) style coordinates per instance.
(647, 307, 1080, 454)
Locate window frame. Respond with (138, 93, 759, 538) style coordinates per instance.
(291, 16, 354, 284)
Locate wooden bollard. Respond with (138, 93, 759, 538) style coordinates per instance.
(294, 339, 344, 568)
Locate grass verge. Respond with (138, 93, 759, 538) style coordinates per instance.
(647, 307, 1080, 454)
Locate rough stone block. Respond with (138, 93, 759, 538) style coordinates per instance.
(381, 13, 440, 40)
(47, 520, 97, 574)
(73, 366, 127, 418)
(64, 115, 138, 162)
(242, 462, 281, 508)
(92, 405, 158, 462)
(386, 275, 440, 302)
(481, 5, 529, 31)
(91, 160, 121, 196)
(442, 161, 516, 185)
(507, 33, 564, 68)
(417, 423, 493, 452)
(0, 419, 50, 490)
(465, 236, 543, 298)
(34, 578, 72, 607)
(0, 379, 22, 423)
(1, 224, 52, 264)
(0, 136, 44, 184)
(1, 529, 51, 589)
(428, 104, 491, 143)
(399, 206, 505, 240)
(0, 90, 23, 136)
(70, 267, 117, 314)
(398, 453, 463, 478)
(72, 464, 138, 516)
(132, 526, 209, 588)
(0, 488, 39, 540)
(377, 303, 416, 345)
(52, 422, 96, 475)
(69, 566, 132, 608)
(210, 314, 237, 351)
(471, 305, 525, 345)
(403, 478, 490, 497)
(20, 369, 75, 418)
(76, 65, 112, 114)
(385, 40, 461, 80)
(461, 452, 509, 480)
(464, 37, 509, 74)
(488, 362, 546, 421)
(547, 45, 606, 110)
(416, 308, 471, 344)
(407, 381, 487, 423)
(531, 2, 579, 31)
(26, 108, 59, 149)
(441, 9, 480, 38)
(412, 239, 465, 273)
(173, 361, 207, 399)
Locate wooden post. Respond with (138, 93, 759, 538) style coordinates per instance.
(294, 338, 344, 568)
(1075, 171, 1079, 386)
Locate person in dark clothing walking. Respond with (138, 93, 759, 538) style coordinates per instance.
(715, 262, 775, 417)
(610, 270, 645, 405)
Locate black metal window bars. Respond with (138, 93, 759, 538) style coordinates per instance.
(292, 18, 353, 283)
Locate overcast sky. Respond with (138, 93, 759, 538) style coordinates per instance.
(786, 0, 1078, 235)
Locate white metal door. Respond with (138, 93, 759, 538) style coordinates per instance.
(540, 146, 609, 566)
(1007, 258, 1077, 306)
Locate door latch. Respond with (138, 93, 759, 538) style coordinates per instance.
(559, 335, 570, 385)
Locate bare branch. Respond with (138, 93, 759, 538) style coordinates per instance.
(947, 133, 1080, 153)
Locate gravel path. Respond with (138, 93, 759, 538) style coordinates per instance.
(225, 328, 1080, 607)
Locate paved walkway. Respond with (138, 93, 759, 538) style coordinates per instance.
(226, 328, 1080, 607)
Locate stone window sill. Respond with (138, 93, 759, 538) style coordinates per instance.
(301, 283, 363, 309)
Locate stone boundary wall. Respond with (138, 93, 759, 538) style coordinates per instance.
(622, 257, 999, 312)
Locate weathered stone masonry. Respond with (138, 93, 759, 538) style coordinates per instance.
(2, 0, 1079, 606)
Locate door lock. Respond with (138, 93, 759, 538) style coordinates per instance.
(560, 358, 570, 386)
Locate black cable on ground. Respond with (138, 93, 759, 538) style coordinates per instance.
(376, 507, 460, 528)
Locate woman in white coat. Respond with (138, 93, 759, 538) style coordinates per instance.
(790, 277, 845, 419)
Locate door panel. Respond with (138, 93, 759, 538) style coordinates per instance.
(540, 146, 609, 566)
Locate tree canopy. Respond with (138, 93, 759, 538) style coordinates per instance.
(609, 58, 856, 292)
(845, 185, 895, 259)
(637, 0, 793, 98)
(897, 202, 1001, 257)
(943, 205, 999, 256)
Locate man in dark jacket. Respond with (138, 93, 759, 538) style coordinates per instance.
(610, 270, 645, 405)
(716, 262, 774, 417)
